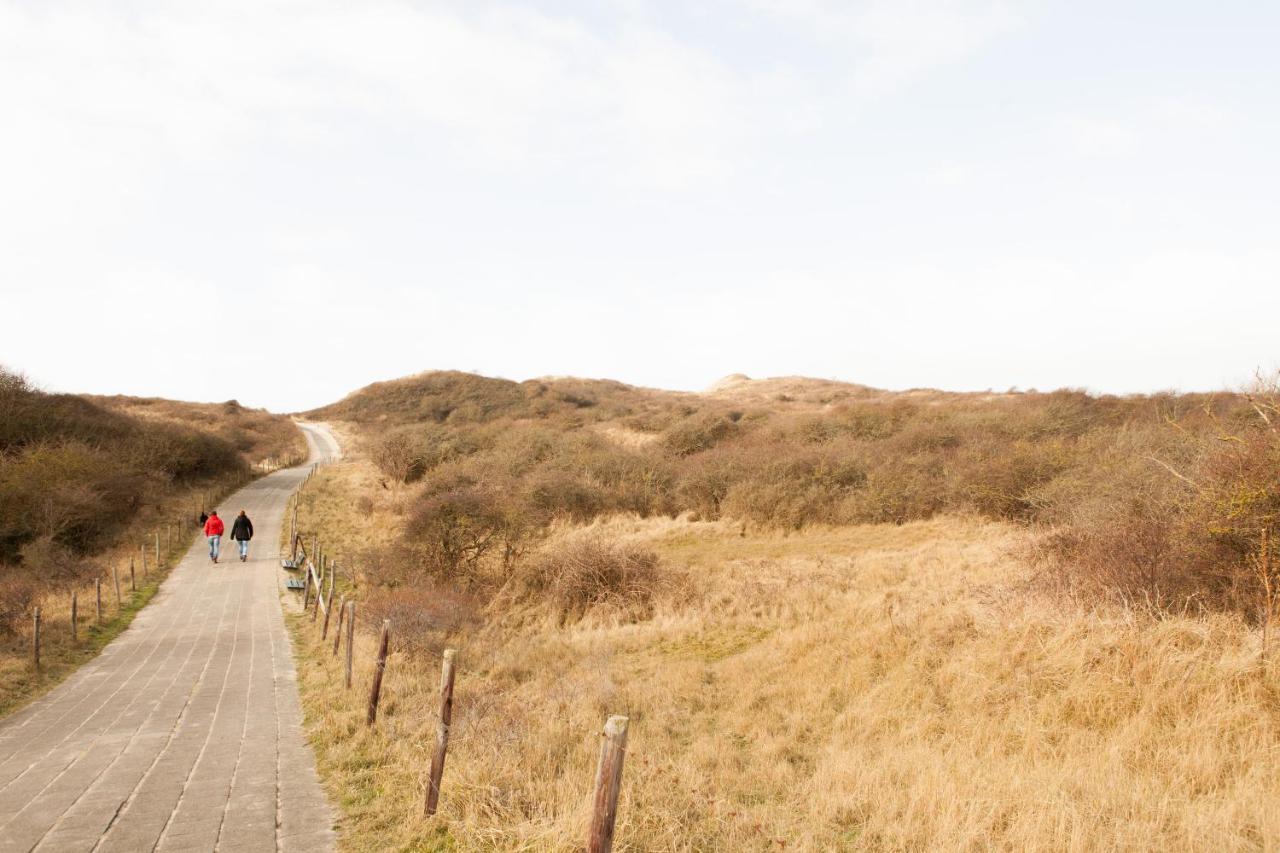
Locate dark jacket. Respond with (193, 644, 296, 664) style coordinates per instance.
(230, 515, 254, 541)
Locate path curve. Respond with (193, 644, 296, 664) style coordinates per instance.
(0, 423, 339, 853)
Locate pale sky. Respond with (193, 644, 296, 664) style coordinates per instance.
(3, 1, 1278, 412)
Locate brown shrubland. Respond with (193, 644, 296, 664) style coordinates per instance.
(308, 371, 1280, 618)
(278, 370, 1280, 849)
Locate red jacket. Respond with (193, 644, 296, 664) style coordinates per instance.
(204, 515, 225, 536)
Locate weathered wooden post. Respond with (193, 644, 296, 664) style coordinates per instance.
(311, 567, 322, 622)
(129, 558, 136, 592)
(321, 583, 335, 639)
(113, 564, 122, 606)
(302, 569, 312, 611)
(70, 591, 78, 643)
(32, 607, 41, 671)
(332, 596, 347, 655)
(587, 716, 630, 853)
(96, 577, 103, 624)
(344, 602, 355, 688)
(154, 531, 160, 566)
(424, 649, 457, 816)
(366, 619, 391, 726)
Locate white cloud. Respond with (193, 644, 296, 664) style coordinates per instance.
(7, 1, 1277, 410)
(745, 0, 1024, 95)
(1057, 116, 1142, 158)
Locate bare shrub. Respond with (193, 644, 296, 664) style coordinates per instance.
(505, 538, 674, 623)
(721, 447, 867, 528)
(662, 412, 740, 456)
(17, 536, 98, 591)
(1033, 386, 1280, 616)
(0, 574, 37, 635)
(370, 429, 424, 484)
(361, 585, 478, 657)
(405, 486, 518, 582)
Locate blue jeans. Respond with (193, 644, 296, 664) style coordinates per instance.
(237, 539, 250, 558)
(208, 535, 221, 560)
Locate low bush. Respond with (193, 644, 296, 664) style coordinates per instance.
(504, 538, 672, 623)
(361, 585, 478, 657)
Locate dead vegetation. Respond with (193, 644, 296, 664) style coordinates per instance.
(281, 367, 1280, 849)
(308, 369, 1280, 620)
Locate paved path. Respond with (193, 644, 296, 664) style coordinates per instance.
(0, 424, 340, 853)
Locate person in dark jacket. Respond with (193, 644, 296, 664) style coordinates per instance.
(230, 510, 254, 562)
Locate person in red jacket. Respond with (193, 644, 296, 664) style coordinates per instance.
(204, 510, 225, 564)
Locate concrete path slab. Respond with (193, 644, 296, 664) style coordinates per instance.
(0, 424, 340, 853)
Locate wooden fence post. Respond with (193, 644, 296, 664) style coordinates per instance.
(311, 567, 322, 622)
(155, 531, 160, 566)
(302, 569, 312, 611)
(129, 558, 136, 592)
(424, 649, 457, 816)
(332, 596, 347, 655)
(140, 545, 147, 579)
(96, 578, 102, 624)
(32, 607, 41, 671)
(321, 583, 335, 639)
(587, 716, 630, 853)
(344, 602, 355, 688)
(367, 619, 391, 726)
(70, 591, 77, 643)
(114, 564, 122, 606)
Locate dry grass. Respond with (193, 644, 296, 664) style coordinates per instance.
(288, 452, 1280, 851)
(0, 484, 227, 717)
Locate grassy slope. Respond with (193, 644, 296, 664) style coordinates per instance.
(286, 444, 1280, 852)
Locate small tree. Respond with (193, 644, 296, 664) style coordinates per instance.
(371, 430, 423, 484)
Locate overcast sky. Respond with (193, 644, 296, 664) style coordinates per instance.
(3, 1, 1278, 412)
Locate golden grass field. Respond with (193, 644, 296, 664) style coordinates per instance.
(287, 447, 1280, 852)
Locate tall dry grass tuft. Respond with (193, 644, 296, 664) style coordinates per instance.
(497, 537, 676, 624)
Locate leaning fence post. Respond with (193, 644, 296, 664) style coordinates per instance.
(96, 577, 102, 624)
(113, 564, 122, 606)
(302, 569, 312, 611)
(344, 602, 355, 688)
(333, 596, 347, 655)
(32, 607, 41, 671)
(154, 531, 160, 566)
(321, 583, 335, 639)
(366, 619, 391, 726)
(587, 715, 630, 853)
(70, 591, 78, 643)
(424, 649, 457, 816)
(129, 558, 136, 592)
(311, 567, 322, 622)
